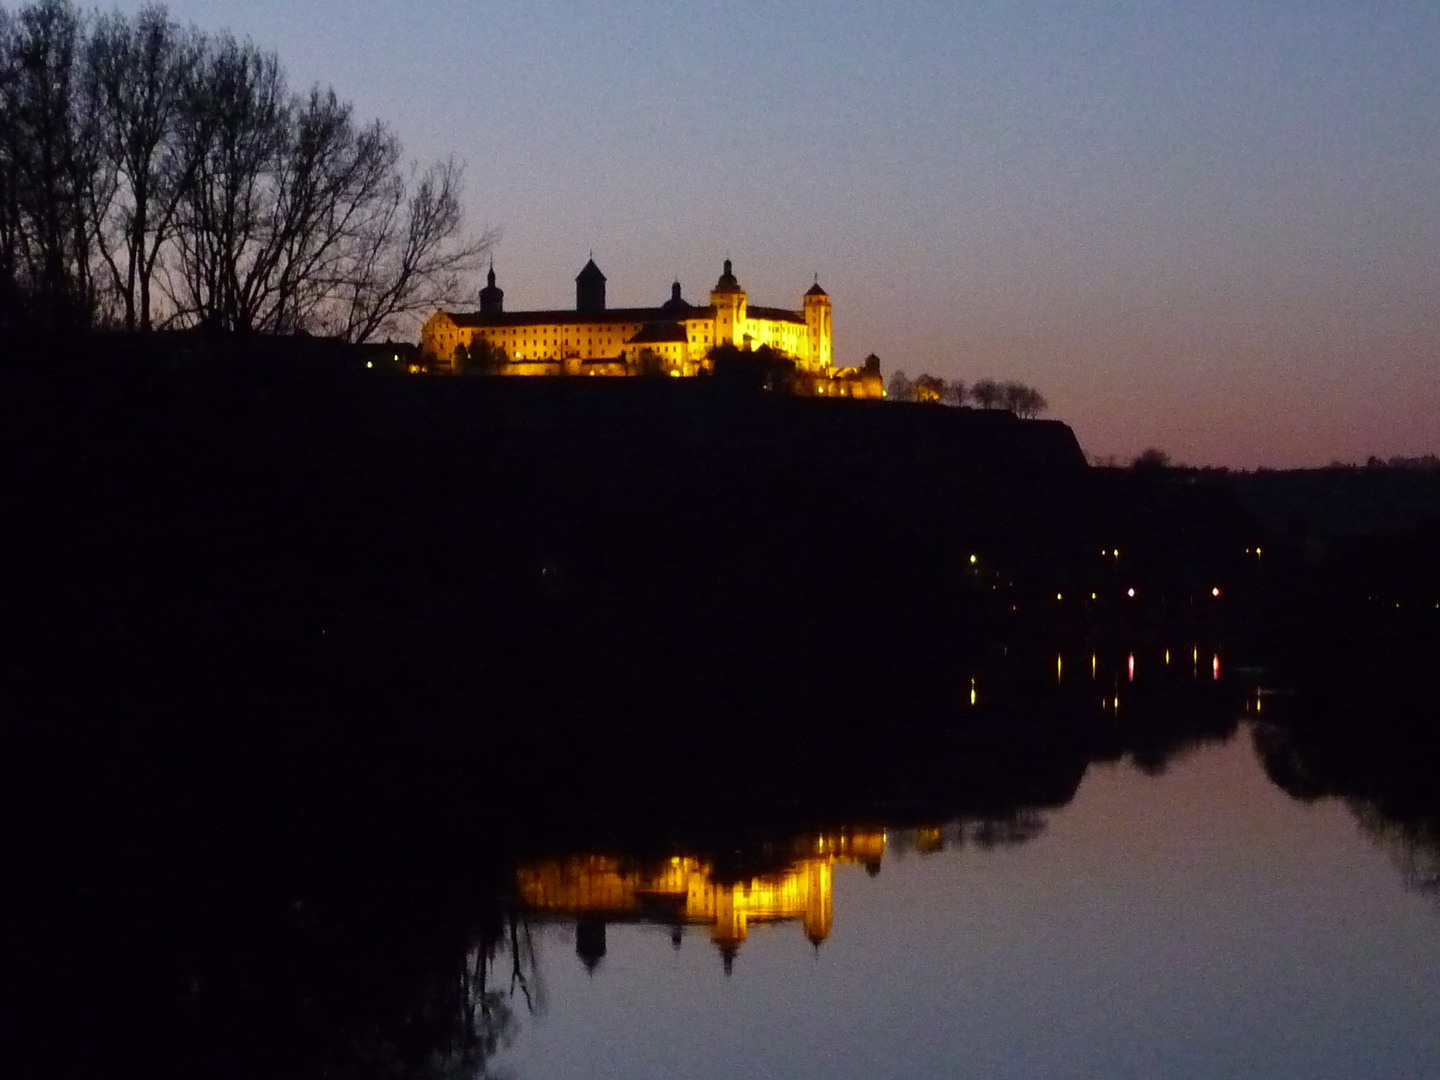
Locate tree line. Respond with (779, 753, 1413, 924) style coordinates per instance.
(886, 370, 1049, 419)
(0, 0, 487, 339)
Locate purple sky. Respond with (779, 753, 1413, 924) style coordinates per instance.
(110, 0, 1439, 466)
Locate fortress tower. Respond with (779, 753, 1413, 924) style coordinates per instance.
(576, 258, 606, 313)
(478, 262, 503, 314)
(709, 259, 747, 349)
(804, 279, 832, 372)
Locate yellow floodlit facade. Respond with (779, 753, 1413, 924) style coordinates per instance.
(515, 830, 887, 971)
(420, 257, 882, 396)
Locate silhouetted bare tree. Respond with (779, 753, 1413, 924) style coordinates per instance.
(970, 378, 1004, 409)
(84, 5, 201, 330)
(1, 1, 489, 339)
(1003, 381, 1048, 418)
(170, 44, 489, 339)
(333, 157, 491, 343)
(166, 34, 279, 331)
(0, 0, 97, 327)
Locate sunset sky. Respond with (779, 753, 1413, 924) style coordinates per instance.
(113, 0, 1438, 467)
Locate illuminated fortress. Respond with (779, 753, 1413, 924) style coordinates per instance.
(420, 257, 880, 395)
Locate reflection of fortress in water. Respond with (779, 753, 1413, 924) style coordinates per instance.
(516, 832, 886, 974)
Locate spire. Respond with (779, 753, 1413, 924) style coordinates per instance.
(479, 259, 504, 313)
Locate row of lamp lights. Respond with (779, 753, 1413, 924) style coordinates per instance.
(969, 554, 1224, 603)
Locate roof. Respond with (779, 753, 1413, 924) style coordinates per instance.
(576, 258, 606, 282)
(805, 281, 828, 298)
(444, 306, 696, 328)
(746, 305, 804, 325)
(439, 303, 802, 328)
(627, 321, 690, 345)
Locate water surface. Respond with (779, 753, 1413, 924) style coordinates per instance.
(496, 723, 1440, 1079)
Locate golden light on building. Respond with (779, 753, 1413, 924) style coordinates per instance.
(416, 258, 883, 396)
(514, 829, 889, 972)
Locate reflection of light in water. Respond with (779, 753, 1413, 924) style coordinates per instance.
(970, 677, 977, 707)
(1165, 648, 1171, 665)
(515, 831, 894, 969)
(1114, 695, 1120, 712)
(1213, 654, 1221, 680)
(1056, 655, 1063, 683)
(1091, 653, 1097, 679)
(1128, 654, 1135, 682)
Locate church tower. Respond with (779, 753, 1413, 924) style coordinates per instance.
(804, 278, 832, 371)
(576, 257, 606, 313)
(709, 259, 747, 348)
(478, 261, 503, 314)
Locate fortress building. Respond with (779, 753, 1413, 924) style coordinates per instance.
(420, 257, 879, 395)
